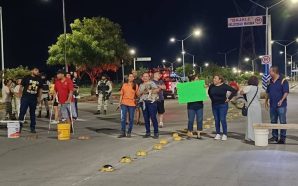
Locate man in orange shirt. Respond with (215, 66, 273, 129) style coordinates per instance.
(118, 73, 139, 138)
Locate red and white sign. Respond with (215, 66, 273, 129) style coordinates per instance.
(228, 16, 264, 28)
(261, 55, 272, 65)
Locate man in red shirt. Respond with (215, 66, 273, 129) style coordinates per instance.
(54, 70, 77, 123)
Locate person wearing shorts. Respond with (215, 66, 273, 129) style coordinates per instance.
(54, 70, 77, 123)
(152, 71, 166, 128)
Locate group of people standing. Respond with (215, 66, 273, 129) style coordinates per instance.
(117, 66, 289, 144)
(2, 67, 80, 133)
(118, 70, 166, 139)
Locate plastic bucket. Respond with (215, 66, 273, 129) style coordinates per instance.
(254, 129, 269, 147)
(7, 122, 20, 139)
(57, 123, 71, 140)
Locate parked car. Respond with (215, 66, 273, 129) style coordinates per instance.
(163, 76, 181, 99)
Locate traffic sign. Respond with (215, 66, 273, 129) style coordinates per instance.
(228, 16, 265, 28)
(261, 55, 272, 65)
(136, 57, 151, 62)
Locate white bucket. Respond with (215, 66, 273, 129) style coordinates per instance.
(7, 122, 20, 139)
(254, 129, 269, 147)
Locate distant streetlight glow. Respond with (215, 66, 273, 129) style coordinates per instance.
(193, 29, 202, 37)
(129, 49, 136, 55)
(244, 57, 250, 62)
(291, 0, 298, 4)
(279, 51, 284, 55)
(162, 59, 166, 63)
(204, 63, 209, 67)
(177, 57, 182, 62)
(170, 37, 176, 43)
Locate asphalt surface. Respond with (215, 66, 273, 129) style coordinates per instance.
(0, 87, 298, 186)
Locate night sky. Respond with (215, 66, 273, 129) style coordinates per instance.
(1, 0, 298, 74)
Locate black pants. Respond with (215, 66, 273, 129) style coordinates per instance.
(19, 97, 37, 130)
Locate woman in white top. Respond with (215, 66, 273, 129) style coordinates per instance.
(240, 76, 262, 141)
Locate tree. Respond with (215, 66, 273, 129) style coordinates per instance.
(1, 66, 31, 81)
(175, 64, 195, 77)
(47, 17, 130, 85)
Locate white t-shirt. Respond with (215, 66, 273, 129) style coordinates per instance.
(2, 86, 12, 103)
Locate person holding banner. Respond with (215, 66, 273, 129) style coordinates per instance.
(186, 75, 204, 140)
(208, 75, 237, 141)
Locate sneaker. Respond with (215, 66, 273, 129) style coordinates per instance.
(277, 139, 286, 144)
(94, 110, 101, 115)
(221, 135, 228, 141)
(30, 129, 37, 134)
(269, 137, 278, 143)
(197, 131, 202, 139)
(127, 132, 131, 138)
(187, 131, 193, 140)
(153, 133, 159, 139)
(214, 134, 221, 140)
(104, 110, 107, 115)
(159, 122, 164, 128)
(143, 133, 151, 138)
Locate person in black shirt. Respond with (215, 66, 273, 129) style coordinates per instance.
(186, 75, 204, 140)
(132, 70, 142, 125)
(18, 67, 42, 133)
(72, 72, 80, 117)
(208, 75, 237, 141)
(38, 73, 50, 118)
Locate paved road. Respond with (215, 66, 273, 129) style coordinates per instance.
(0, 87, 298, 186)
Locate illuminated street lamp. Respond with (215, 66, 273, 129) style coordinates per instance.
(162, 58, 181, 71)
(170, 28, 203, 79)
(129, 49, 137, 70)
(204, 63, 209, 67)
(273, 38, 298, 75)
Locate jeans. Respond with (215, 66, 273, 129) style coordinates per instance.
(142, 101, 159, 134)
(19, 97, 37, 130)
(120, 105, 136, 133)
(74, 98, 78, 117)
(212, 103, 228, 135)
(270, 106, 287, 140)
(60, 103, 77, 120)
(187, 108, 203, 132)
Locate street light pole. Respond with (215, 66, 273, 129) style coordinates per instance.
(181, 40, 185, 79)
(274, 39, 298, 76)
(0, 7, 4, 86)
(218, 48, 237, 67)
(62, 0, 68, 72)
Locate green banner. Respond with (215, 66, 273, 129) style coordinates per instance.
(177, 80, 207, 104)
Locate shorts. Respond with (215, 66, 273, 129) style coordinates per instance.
(157, 100, 165, 114)
(53, 101, 59, 107)
(60, 103, 77, 120)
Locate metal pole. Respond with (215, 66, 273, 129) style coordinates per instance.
(171, 63, 174, 71)
(62, 0, 68, 72)
(121, 59, 124, 83)
(133, 58, 136, 71)
(265, 8, 269, 55)
(291, 56, 293, 81)
(0, 7, 4, 86)
(251, 60, 255, 73)
(284, 46, 287, 76)
(192, 55, 195, 70)
(224, 54, 227, 67)
(199, 66, 202, 74)
(182, 40, 185, 80)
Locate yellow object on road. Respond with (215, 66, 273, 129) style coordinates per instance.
(136, 150, 147, 157)
(120, 156, 132, 163)
(153, 143, 163, 150)
(100, 165, 115, 172)
(172, 133, 179, 138)
(160, 139, 168, 145)
(174, 136, 182, 141)
(57, 123, 71, 140)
